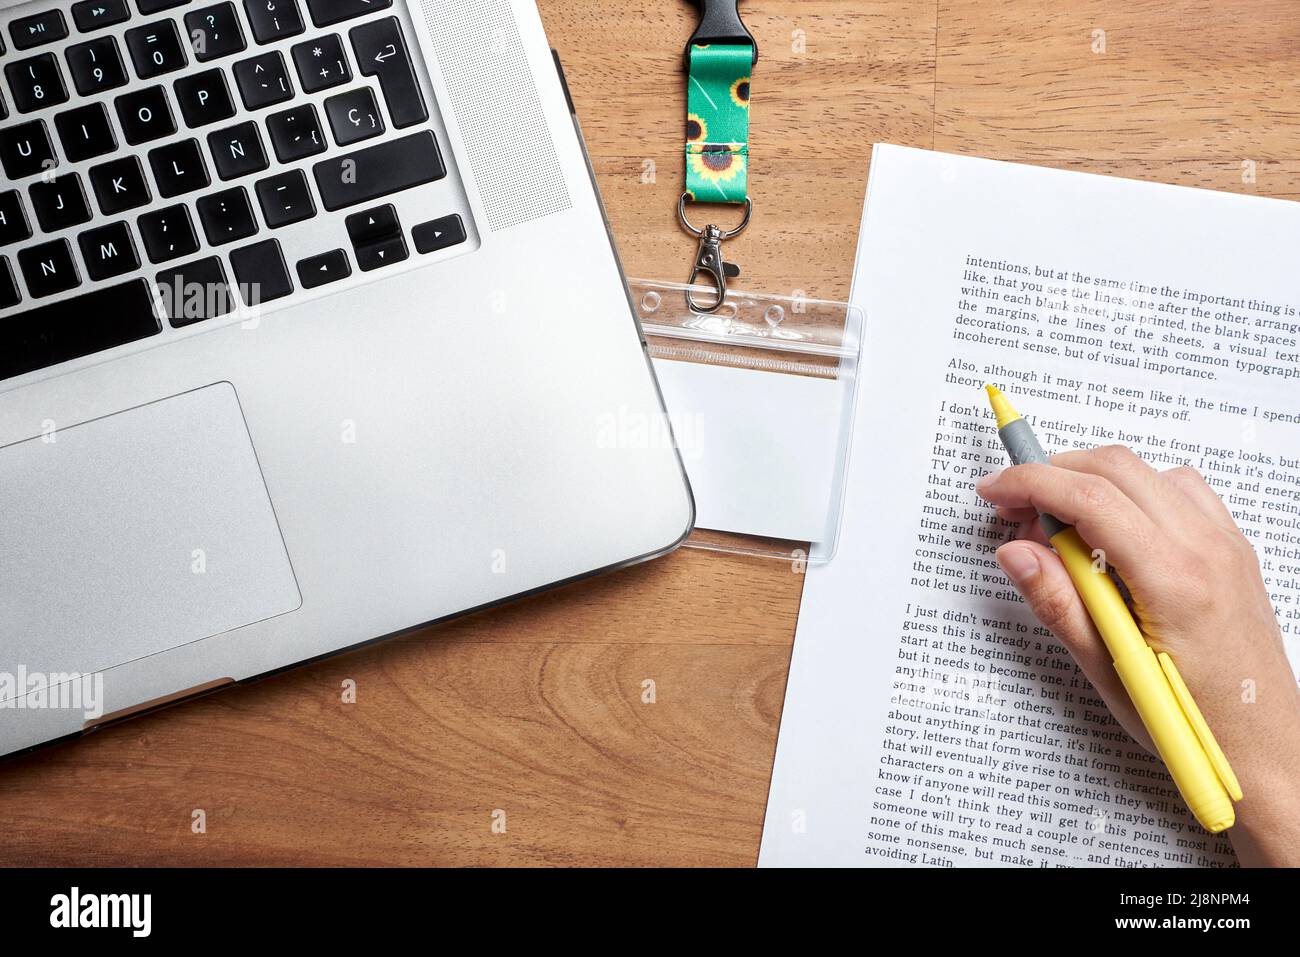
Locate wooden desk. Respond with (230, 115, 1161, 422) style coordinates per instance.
(5, 0, 1297, 866)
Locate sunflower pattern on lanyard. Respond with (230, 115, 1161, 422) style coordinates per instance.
(685, 44, 751, 204)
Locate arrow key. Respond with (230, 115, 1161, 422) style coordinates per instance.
(344, 203, 405, 271)
(354, 233, 407, 272)
(345, 203, 399, 247)
(296, 248, 351, 289)
(412, 214, 466, 255)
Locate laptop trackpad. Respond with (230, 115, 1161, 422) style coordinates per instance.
(0, 383, 301, 693)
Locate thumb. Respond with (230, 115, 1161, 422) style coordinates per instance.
(996, 540, 1152, 753)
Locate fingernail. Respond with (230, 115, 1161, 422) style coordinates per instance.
(998, 545, 1040, 586)
(976, 469, 1003, 494)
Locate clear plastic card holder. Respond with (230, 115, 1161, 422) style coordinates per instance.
(630, 279, 864, 564)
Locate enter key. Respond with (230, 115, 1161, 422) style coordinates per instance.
(350, 16, 428, 128)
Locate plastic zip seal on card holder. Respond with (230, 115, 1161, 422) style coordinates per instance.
(630, 279, 864, 564)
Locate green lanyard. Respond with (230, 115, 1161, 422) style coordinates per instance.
(686, 44, 752, 204)
(679, 0, 756, 312)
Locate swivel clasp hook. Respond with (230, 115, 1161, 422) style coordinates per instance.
(678, 194, 751, 314)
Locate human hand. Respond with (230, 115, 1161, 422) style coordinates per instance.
(976, 446, 1300, 866)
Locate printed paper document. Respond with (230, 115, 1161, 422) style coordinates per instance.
(759, 146, 1300, 867)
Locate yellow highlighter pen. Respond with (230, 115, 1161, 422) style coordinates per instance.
(984, 385, 1242, 833)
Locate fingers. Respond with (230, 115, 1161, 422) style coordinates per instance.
(1161, 465, 1240, 532)
(977, 462, 1171, 593)
(995, 540, 1153, 751)
(996, 505, 1051, 547)
(1052, 448, 1242, 545)
(995, 505, 1036, 524)
(1052, 447, 1191, 534)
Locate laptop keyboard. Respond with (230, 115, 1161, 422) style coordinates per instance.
(0, 0, 473, 384)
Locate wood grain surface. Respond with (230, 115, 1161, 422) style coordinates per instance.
(4, 0, 1298, 867)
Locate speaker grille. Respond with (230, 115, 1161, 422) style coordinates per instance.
(414, 0, 572, 231)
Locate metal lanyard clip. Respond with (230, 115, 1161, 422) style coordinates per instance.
(679, 194, 751, 314)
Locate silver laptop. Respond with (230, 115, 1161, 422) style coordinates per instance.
(0, 0, 693, 755)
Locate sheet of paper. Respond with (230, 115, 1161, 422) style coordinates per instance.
(652, 359, 845, 544)
(760, 145, 1300, 867)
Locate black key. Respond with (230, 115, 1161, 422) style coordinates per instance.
(115, 85, 176, 144)
(413, 214, 466, 255)
(0, 279, 160, 381)
(353, 232, 405, 271)
(78, 220, 140, 281)
(292, 33, 350, 92)
(72, 0, 132, 32)
(296, 248, 349, 289)
(351, 17, 426, 128)
(196, 186, 257, 244)
(66, 36, 130, 96)
(125, 21, 188, 78)
(0, 191, 32, 247)
(314, 131, 445, 211)
(29, 175, 92, 232)
(345, 203, 398, 246)
(307, 0, 390, 28)
(156, 256, 231, 326)
(0, 121, 57, 180)
(345, 203, 404, 271)
(244, 0, 304, 44)
(0, 89, 7, 121)
(208, 121, 268, 180)
(0, 257, 18, 309)
(5, 54, 70, 113)
(138, 204, 199, 262)
(317, 130, 449, 210)
(230, 238, 292, 306)
(266, 103, 325, 162)
(254, 168, 315, 228)
(90, 156, 152, 214)
(10, 10, 68, 51)
(174, 69, 235, 127)
(233, 51, 293, 109)
(324, 86, 383, 146)
(185, 3, 246, 61)
(137, 0, 191, 13)
(149, 138, 210, 197)
(18, 239, 80, 299)
(54, 103, 118, 162)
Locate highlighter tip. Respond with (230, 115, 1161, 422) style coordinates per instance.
(984, 384, 1021, 429)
